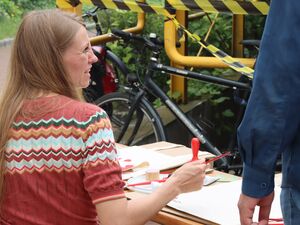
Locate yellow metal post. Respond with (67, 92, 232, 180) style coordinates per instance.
(170, 10, 187, 103)
(56, 0, 83, 15)
(232, 15, 244, 57)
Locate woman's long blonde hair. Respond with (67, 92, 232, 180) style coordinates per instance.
(0, 9, 85, 202)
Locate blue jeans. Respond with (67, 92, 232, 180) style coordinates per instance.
(281, 188, 300, 225)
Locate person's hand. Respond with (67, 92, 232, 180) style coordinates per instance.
(166, 160, 207, 194)
(238, 191, 274, 225)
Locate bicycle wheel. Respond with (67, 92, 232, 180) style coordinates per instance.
(95, 92, 166, 146)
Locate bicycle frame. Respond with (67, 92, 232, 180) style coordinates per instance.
(141, 56, 251, 168)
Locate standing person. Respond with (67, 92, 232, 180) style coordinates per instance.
(0, 9, 207, 225)
(237, 0, 300, 224)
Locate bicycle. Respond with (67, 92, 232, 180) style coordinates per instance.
(94, 29, 252, 171)
(82, 7, 129, 102)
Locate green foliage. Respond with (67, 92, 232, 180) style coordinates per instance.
(211, 96, 230, 105)
(153, 98, 162, 108)
(212, 106, 235, 137)
(244, 15, 266, 40)
(12, 0, 54, 13)
(144, 14, 164, 39)
(165, 79, 182, 101)
(168, 90, 181, 101)
(87, 8, 138, 35)
(188, 80, 221, 101)
(110, 10, 137, 30)
(0, 17, 21, 40)
(187, 13, 265, 57)
(0, 0, 21, 39)
(244, 15, 266, 57)
(222, 109, 234, 118)
(0, 0, 21, 18)
(0, 0, 55, 39)
(183, 14, 238, 106)
(186, 66, 237, 103)
(188, 13, 232, 56)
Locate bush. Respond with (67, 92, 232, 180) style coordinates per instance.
(0, 0, 55, 39)
(12, 0, 54, 13)
(0, 0, 21, 19)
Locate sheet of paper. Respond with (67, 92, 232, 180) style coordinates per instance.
(140, 141, 185, 151)
(117, 146, 192, 171)
(167, 180, 282, 225)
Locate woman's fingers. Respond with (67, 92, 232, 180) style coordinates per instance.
(169, 161, 207, 193)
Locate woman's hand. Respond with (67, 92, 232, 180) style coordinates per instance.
(96, 159, 207, 225)
(166, 159, 207, 194)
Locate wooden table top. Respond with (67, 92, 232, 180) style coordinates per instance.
(126, 170, 240, 225)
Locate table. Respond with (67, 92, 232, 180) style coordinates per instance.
(120, 141, 241, 225)
(126, 170, 240, 225)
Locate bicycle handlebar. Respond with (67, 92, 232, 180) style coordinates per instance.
(111, 29, 181, 50)
(111, 29, 161, 51)
(82, 6, 100, 19)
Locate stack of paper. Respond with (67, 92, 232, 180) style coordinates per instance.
(167, 180, 282, 225)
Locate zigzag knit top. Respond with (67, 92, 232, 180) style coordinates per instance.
(1, 95, 125, 225)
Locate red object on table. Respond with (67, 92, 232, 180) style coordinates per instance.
(191, 138, 200, 161)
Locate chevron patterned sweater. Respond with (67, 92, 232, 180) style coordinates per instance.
(1, 95, 125, 225)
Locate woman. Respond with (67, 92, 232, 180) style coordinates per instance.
(0, 9, 206, 225)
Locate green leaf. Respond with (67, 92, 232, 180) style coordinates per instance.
(153, 98, 162, 107)
(211, 96, 229, 104)
(222, 109, 234, 118)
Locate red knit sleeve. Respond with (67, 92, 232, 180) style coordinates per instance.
(81, 107, 126, 204)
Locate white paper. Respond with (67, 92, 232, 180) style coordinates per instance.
(117, 146, 193, 171)
(141, 142, 185, 151)
(167, 180, 282, 225)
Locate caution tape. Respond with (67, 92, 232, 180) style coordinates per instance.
(166, 0, 269, 15)
(90, 0, 269, 15)
(169, 16, 254, 78)
(55, 0, 93, 9)
(57, 0, 269, 15)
